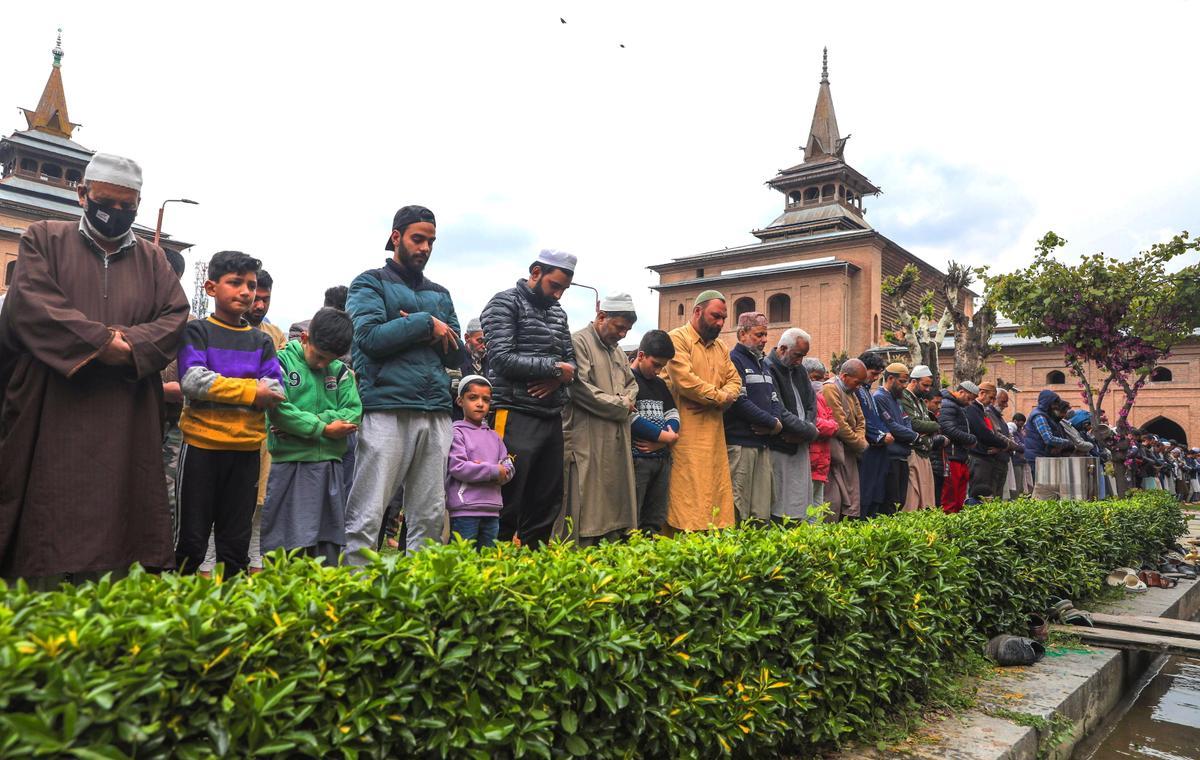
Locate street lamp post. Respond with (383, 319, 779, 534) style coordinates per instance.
(154, 198, 199, 245)
(573, 282, 600, 313)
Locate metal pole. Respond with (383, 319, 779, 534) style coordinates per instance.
(573, 282, 600, 313)
(154, 198, 199, 246)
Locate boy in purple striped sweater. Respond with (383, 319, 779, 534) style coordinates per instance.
(175, 251, 285, 575)
(445, 375, 514, 549)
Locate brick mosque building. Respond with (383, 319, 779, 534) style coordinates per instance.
(649, 50, 1198, 446)
(0, 32, 190, 297)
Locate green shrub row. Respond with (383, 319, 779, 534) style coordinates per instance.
(0, 491, 1184, 758)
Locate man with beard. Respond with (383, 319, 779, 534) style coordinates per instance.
(938, 381, 979, 513)
(900, 365, 944, 510)
(0, 153, 189, 584)
(450, 318, 487, 421)
(764, 328, 819, 522)
(481, 250, 577, 548)
(821, 358, 868, 520)
(665, 291, 741, 531)
(723, 312, 784, 524)
(965, 381, 1017, 502)
(562, 294, 639, 545)
(873, 363, 919, 516)
(855, 353, 893, 519)
(342, 205, 464, 558)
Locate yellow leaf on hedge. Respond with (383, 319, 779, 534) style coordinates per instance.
(718, 736, 731, 753)
(675, 652, 691, 662)
(130, 643, 141, 656)
(325, 604, 339, 623)
(739, 724, 751, 734)
(768, 681, 789, 689)
(16, 644, 35, 654)
(339, 726, 350, 734)
(671, 632, 690, 647)
(68, 629, 78, 647)
(388, 714, 403, 722)
(272, 612, 283, 628)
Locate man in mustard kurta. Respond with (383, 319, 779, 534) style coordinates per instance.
(665, 291, 741, 531)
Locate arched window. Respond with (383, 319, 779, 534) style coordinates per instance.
(40, 163, 62, 179)
(838, 186, 846, 198)
(1046, 370, 1066, 384)
(821, 183, 835, 199)
(803, 187, 820, 203)
(4, 260, 14, 286)
(787, 191, 802, 205)
(66, 168, 82, 185)
(767, 293, 790, 323)
(734, 297, 756, 318)
(19, 158, 37, 172)
(676, 303, 684, 318)
(1150, 366, 1173, 382)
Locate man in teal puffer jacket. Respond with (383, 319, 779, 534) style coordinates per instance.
(343, 205, 465, 558)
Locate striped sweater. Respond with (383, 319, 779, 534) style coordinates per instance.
(178, 316, 286, 451)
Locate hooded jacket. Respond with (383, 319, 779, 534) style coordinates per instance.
(938, 389, 978, 462)
(445, 419, 514, 517)
(481, 279, 576, 417)
(810, 381, 840, 480)
(1024, 390, 1071, 463)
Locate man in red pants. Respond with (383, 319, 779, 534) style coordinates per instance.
(937, 381, 979, 513)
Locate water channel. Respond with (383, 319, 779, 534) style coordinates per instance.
(1080, 655, 1200, 759)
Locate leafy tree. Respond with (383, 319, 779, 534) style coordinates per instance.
(990, 231, 1200, 439)
(882, 261, 997, 384)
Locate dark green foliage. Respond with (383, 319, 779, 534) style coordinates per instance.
(0, 492, 1182, 758)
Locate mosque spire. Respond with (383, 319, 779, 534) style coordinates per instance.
(21, 28, 79, 138)
(803, 46, 848, 162)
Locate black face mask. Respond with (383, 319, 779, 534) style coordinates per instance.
(85, 199, 137, 240)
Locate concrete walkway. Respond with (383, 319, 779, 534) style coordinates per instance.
(838, 512, 1200, 760)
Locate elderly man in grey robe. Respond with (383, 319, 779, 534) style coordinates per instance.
(764, 328, 820, 521)
(562, 293, 639, 545)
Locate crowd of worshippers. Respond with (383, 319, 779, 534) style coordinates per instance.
(2, 153, 1199, 588)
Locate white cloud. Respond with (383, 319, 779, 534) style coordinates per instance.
(2, 1, 1197, 338)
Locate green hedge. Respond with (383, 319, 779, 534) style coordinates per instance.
(0, 491, 1184, 758)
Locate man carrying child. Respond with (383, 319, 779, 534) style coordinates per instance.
(259, 307, 362, 565)
(175, 251, 286, 575)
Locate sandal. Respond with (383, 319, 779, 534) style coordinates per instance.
(1106, 567, 1141, 587)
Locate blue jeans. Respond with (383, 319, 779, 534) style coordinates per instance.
(451, 516, 499, 549)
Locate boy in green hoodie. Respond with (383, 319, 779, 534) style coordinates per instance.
(260, 308, 362, 565)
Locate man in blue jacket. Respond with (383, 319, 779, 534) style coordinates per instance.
(856, 353, 893, 519)
(342, 205, 465, 558)
(723, 312, 783, 523)
(873, 362, 919, 515)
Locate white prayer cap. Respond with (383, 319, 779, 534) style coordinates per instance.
(464, 317, 482, 334)
(458, 374, 491, 397)
(83, 153, 143, 192)
(910, 365, 933, 379)
(536, 249, 577, 272)
(599, 292, 636, 312)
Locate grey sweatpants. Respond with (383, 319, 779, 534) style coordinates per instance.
(343, 409, 452, 562)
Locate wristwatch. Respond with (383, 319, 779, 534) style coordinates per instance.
(552, 364, 564, 378)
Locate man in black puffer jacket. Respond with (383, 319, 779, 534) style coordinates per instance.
(938, 381, 979, 514)
(481, 250, 578, 548)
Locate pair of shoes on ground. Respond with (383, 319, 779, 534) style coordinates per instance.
(1106, 567, 1149, 593)
(986, 634, 1046, 666)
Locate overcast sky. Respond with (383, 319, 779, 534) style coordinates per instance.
(4, 2, 1198, 337)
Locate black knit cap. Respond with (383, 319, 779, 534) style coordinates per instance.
(384, 205, 436, 250)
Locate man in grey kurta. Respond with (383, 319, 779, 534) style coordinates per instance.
(562, 294, 639, 545)
(764, 328, 820, 521)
